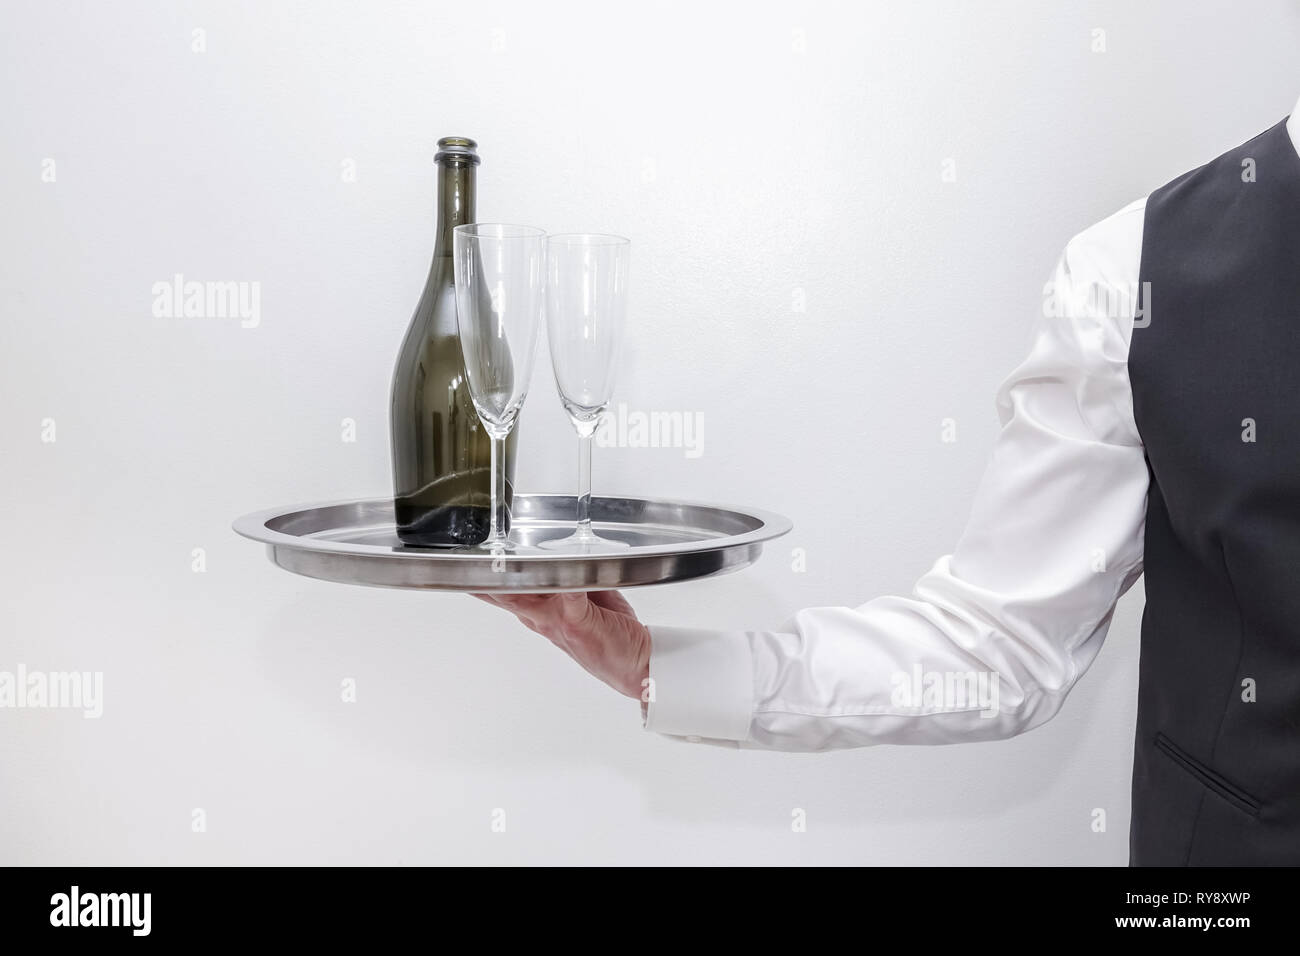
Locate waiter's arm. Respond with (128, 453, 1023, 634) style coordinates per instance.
(482, 197, 1150, 751)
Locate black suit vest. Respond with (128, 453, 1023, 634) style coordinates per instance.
(1129, 117, 1300, 865)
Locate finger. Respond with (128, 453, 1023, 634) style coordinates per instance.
(473, 592, 551, 611)
(473, 592, 551, 627)
(472, 593, 562, 642)
(498, 605, 564, 646)
(588, 589, 636, 617)
(495, 593, 563, 617)
(554, 591, 597, 630)
(476, 595, 559, 634)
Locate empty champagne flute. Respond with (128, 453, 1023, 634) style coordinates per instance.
(540, 233, 631, 552)
(451, 223, 546, 552)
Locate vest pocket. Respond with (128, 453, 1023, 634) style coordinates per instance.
(1154, 732, 1262, 817)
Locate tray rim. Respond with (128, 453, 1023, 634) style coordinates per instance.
(231, 492, 793, 563)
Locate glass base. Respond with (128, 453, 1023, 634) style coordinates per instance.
(452, 538, 540, 555)
(538, 530, 631, 553)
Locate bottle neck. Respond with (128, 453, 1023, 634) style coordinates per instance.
(433, 162, 476, 255)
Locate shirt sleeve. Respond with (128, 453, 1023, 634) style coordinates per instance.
(643, 198, 1151, 750)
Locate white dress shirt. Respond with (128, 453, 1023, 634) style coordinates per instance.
(644, 103, 1300, 749)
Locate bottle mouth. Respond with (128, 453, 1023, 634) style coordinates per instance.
(435, 136, 480, 166)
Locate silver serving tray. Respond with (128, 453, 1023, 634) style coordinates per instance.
(233, 495, 792, 593)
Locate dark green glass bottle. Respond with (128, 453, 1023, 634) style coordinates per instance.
(390, 137, 517, 546)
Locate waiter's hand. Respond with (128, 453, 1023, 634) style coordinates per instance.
(474, 591, 651, 700)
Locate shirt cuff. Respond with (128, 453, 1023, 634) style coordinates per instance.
(643, 625, 754, 741)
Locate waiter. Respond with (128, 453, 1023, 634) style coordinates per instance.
(479, 103, 1300, 866)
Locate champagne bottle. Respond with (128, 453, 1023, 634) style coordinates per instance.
(390, 137, 517, 546)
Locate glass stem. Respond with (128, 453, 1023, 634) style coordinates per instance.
(575, 428, 594, 540)
(488, 432, 509, 548)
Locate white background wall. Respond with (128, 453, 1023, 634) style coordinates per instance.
(2, 0, 1297, 865)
